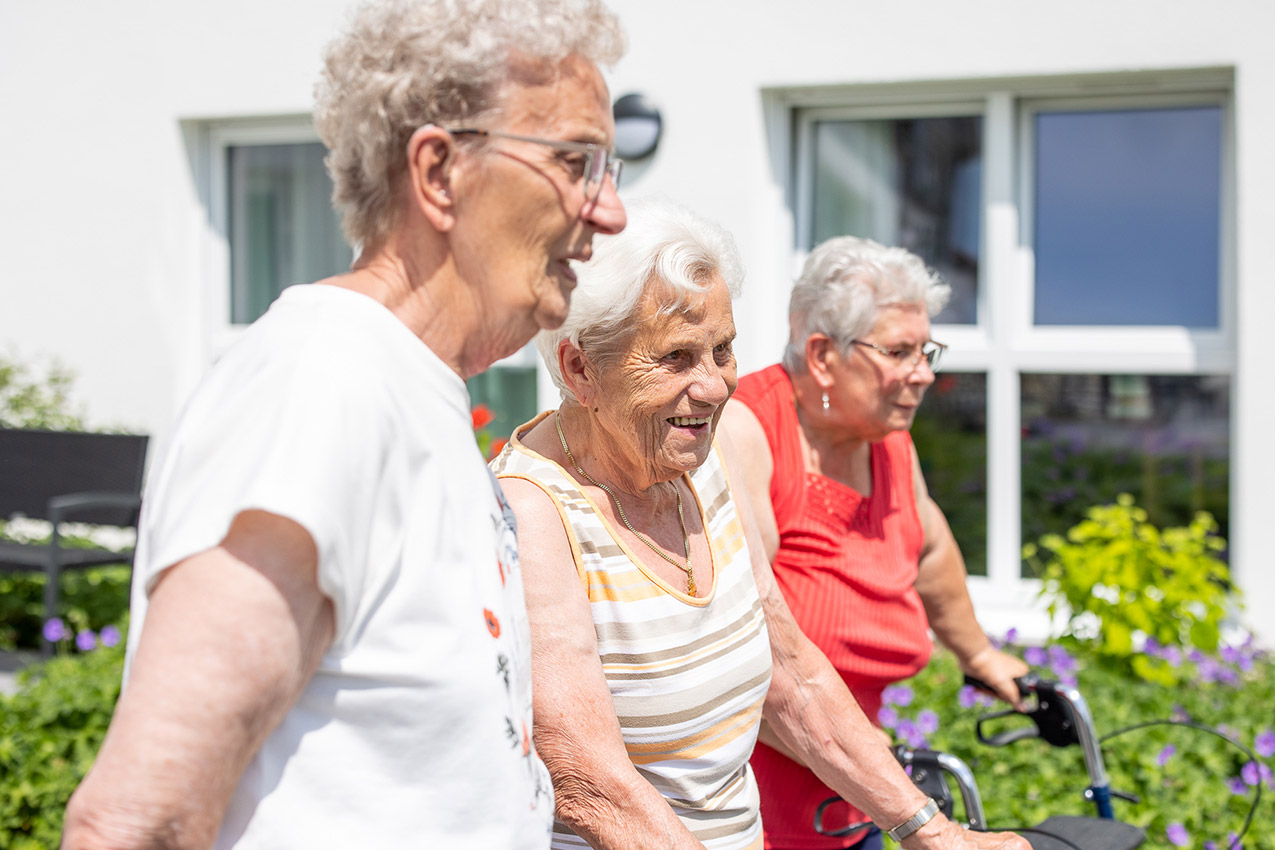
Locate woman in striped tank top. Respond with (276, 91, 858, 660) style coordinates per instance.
(491, 197, 1027, 850)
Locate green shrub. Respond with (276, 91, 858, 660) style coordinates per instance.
(900, 640, 1275, 849)
(0, 565, 131, 653)
(0, 627, 125, 849)
(1023, 494, 1235, 686)
(0, 355, 85, 431)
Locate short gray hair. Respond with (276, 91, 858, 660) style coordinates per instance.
(314, 0, 625, 248)
(782, 236, 950, 374)
(539, 196, 744, 402)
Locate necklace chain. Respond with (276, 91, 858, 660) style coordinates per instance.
(555, 411, 696, 595)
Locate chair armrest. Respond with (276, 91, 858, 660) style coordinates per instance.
(48, 492, 143, 526)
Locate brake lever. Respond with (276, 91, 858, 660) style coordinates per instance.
(975, 709, 1041, 746)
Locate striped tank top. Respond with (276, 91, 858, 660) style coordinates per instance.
(493, 412, 773, 850)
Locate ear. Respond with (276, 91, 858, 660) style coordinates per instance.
(405, 125, 458, 232)
(805, 333, 839, 390)
(558, 339, 598, 410)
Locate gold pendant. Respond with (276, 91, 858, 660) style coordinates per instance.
(687, 574, 697, 596)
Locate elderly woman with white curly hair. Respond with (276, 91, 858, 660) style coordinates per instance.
(62, 0, 625, 848)
(492, 197, 1026, 850)
(720, 238, 1029, 850)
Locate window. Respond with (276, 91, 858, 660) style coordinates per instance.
(206, 119, 352, 347)
(795, 71, 1233, 624)
(201, 118, 536, 436)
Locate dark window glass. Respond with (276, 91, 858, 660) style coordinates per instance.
(466, 367, 538, 445)
(1020, 374, 1229, 577)
(1033, 106, 1222, 327)
(810, 116, 982, 324)
(911, 372, 988, 576)
(228, 142, 352, 324)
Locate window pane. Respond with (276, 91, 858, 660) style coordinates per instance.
(1033, 106, 1221, 327)
(467, 366, 538, 446)
(809, 116, 981, 324)
(1020, 374, 1229, 577)
(228, 142, 352, 324)
(911, 372, 987, 576)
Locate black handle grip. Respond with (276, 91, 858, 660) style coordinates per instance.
(975, 708, 1041, 746)
(963, 673, 1038, 699)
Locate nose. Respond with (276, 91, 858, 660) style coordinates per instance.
(908, 357, 937, 386)
(689, 357, 733, 407)
(581, 173, 626, 234)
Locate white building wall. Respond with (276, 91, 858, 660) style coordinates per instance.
(1, 0, 1270, 642)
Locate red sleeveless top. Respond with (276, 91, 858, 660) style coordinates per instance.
(734, 364, 931, 849)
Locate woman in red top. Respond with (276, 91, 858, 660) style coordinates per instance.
(720, 236, 1027, 850)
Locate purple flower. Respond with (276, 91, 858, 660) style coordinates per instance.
(878, 706, 899, 729)
(1228, 831, 1243, 849)
(1004, 627, 1019, 646)
(1156, 744, 1176, 766)
(1047, 644, 1076, 672)
(1205, 842, 1218, 850)
(1260, 762, 1275, 790)
(916, 709, 940, 735)
(1161, 646, 1183, 668)
(1166, 823, 1189, 847)
(99, 624, 122, 648)
(42, 618, 67, 643)
(1221, 645, 1243, 665)
(1227, 776, 1248, 795)
(882, 684, 914, 707)
(1241, 761, 1261, 786)
(1171, 705, 1191, 723)
(75, 629, 97, 652)
(1024, 646, 1047, 666)
(1255, 729, 1275, 759)
(896, 718, 927, 749)
(1144, 636, 1162, 654)
(958, 685, 979, 709)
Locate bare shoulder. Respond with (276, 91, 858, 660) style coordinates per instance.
(720, 398, 771, 464)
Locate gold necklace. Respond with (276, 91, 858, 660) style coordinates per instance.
(555, 411, 696, 595)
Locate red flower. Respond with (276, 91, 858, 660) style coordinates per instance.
(487, 437, 509, 461)
(471, 404, 495, 431)
(484, 608, 501, 638)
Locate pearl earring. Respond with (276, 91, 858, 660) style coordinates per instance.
(821, 391, 830, 412)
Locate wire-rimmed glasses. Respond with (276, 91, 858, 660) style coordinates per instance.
(448, 127, 623, 203)
(850, 339, 947, 372)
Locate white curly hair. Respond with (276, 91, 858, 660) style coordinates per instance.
(314, 0, 625, 248)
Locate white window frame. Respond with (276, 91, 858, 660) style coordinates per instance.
(202, 116, 329, 360)
(787, 69, 1236, 640)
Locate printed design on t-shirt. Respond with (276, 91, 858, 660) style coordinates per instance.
(487, 472, 554, 815)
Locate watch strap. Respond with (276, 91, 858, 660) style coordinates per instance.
(885, 797, 940, 842)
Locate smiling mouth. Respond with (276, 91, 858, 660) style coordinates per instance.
(669, 416, 712, 428)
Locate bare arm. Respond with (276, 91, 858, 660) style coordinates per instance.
(62, 510, 335, 850)
(910, 444, 1028, 708)
(716, 430, 1028, 850)
(501, 477, 703, 850)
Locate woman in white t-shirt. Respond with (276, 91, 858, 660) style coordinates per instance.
(62, 2, 627, 848)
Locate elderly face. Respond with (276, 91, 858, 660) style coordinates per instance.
(826, 302, 936, 442)
(449, 54, 626, 366)
(588, 274, 737, 486)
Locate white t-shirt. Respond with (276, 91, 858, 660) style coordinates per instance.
(126, 284, 553, 849)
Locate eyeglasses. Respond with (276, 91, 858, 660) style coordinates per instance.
(850, 338, 947, 372)
(448, 127, 623, 203)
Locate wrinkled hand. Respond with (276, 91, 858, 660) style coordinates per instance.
(901, 815, 1030, 850)
(961, 646, 1030, 711)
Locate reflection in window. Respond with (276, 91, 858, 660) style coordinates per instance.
(467, 366, 538, 444)
(810, 116, 982, 324)
(1033, 106, 1222, 327)
(1020, 374, 1229, 576)
(228, 142, 352, 324)
(911, 372, 988, 575)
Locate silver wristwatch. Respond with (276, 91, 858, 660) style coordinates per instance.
(885, 797, 940, 842)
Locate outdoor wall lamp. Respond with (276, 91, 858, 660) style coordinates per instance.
(612, 93, 662, 161)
